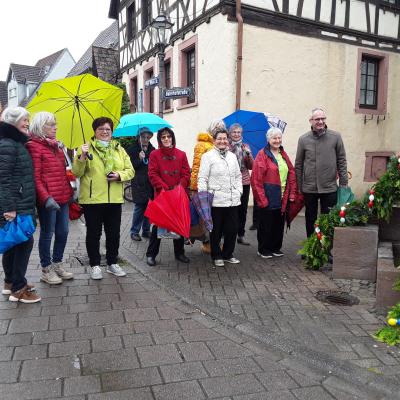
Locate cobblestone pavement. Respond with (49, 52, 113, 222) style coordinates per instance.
(0, 205, 399, 399)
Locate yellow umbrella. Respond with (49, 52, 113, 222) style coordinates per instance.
(27, 74, 123, 149)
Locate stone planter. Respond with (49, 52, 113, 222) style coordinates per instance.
(379, 205, 400, 241)
(332, 225, 378, 282)
(376, 241, 400, 312)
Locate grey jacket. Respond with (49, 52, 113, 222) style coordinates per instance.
(295, 128, 348, 194)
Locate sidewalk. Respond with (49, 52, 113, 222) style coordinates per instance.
(0, 205, 398, 399)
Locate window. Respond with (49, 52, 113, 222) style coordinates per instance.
(141, 0, 152, 29)
(359, 56, 379, 109)
(127, 2, 137, 41)
(355, 49, 388, 115)
(186, 49, 196, 104)
(130, 76, 138, 112)
(164, 60, 171, 110)
(178, 35, 198, 108)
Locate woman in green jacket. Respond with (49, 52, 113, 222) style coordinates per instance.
(73, 117, 134, 280)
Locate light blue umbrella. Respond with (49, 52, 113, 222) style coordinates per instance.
(113, 112, 172, 137)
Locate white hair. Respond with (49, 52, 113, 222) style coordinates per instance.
(1, 106, 29, 126)
(310, 107, 326, 118)
(30, 112, 56, 138)
(266, 127, 283, 142)
(207, 119, 226, 136)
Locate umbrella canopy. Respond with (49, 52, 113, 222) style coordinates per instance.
(191, 191, 214, 232)
(145, 185, 190, 238)
(223, 110, 271, 157)
(113, 112, 172, 137)
(27, 74, 122, 149)
(285, 193, 304, 229)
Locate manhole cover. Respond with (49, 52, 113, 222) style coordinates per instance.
(315, 290, 359, 306)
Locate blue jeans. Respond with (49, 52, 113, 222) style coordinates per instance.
(37, 203, 69, 268)
(130, 202, 150, 235)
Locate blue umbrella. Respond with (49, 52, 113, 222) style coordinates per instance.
(113, 112, 172, 137)
(223, 110, 270, 157)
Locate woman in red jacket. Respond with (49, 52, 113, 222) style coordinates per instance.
(250, 127, 297, 258)
(27, 112, 74, 285)
(145, 128, 191, 266)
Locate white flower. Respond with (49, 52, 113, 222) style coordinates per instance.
(340, 217, 346, 224)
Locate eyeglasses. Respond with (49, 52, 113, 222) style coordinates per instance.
(160, 135, 172, 140)
(312, 117, 326, 122)
(97, 128, 112, 132)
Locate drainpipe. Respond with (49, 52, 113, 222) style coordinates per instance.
(235, 0, 243, 111)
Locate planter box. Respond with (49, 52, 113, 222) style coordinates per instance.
(376, 241, 400, 311)
(332, 225, 378, 282)
(379, 205, 400, 241)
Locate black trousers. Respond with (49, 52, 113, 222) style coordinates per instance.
(303, 191, 337, 237)
(252, 203, 259, 228)
(238, 184, 250, 237)
(3, 236, 34, 292)
(257, 208, 285, 254)
(82, 204, 122, 266)
(210, 206, 239, 260)
(146, 225, 185, 258)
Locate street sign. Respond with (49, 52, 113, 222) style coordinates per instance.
(163, 87, 193, 100)
(145, 76, 159, 89)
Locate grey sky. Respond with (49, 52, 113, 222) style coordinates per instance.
(0, 0, 113, 80)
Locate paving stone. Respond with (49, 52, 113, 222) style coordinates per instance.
(40, 287, 68, 298)
(69, 285, 99, 296)
(206, 340, 253, 359)
(78, 310, 124, 327)
(134, 319, 181, 333)
(88, 387, 154, 400)
(201, 374, 265, 398)
(40, 304, 69, 316)
(0, 346, 13, 361)
(63, 295, 87, 305)
(88, 293, 121, 303)
(160, 361, 209, 382)
(181, 328, 223, 342)
(0, 379, 61, 400)
(203, 357, 262, 376)
(69, 302, 112, 313)
(8, 316, 49, 333)
(291, 386, 336, 400)
(101, 366, 162, 391)
(136, 343, 183, 367)
(13, 344, 48, 360)
(0, 306, 41, 320)
(0, 319, 9, 334)
(177, 341, 215, 361)
(0, 360, 20, 383)
(122, 332, 153, 348)
(124, 307, 159, 321)
(157, 305, 187, 319)
(91, 335, 123, 352)
(64, 375, 101, 396)
(152, 380, 206, 400)
(234, 391, 296, 400)
(0, 332, 32, 347)
(49, 314, 78, 330)
(49, 340, 91, 357)
(20, 356, 81, 380)
(65, 326, 104, 341)
(152, 330, 183, 344)
(81, 348, 139, 374)
(32, 330, 63, 344)
(255, 370, 299, 390)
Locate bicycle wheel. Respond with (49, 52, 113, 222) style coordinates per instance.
(123, 184, 133, 202)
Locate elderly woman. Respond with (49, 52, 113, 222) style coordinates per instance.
(0, 107, 40, 303)
(250, 127, 297, 258)
(26, 112, 74, 285)
(228, 123, 254, 245)
(145, 127, 191, 266)
(198, 126, 243, 267)
(73, 117, 134, 280)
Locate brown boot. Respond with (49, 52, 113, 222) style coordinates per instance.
(9, 286, 41, 303)
(201, 242, 211, 254)
(2, 282, 36, 295)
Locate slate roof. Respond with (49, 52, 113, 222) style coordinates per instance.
(68, 21, 118, 77)
(36, 49, 65, 68)
(0, 81, 7, 109)
(9, 64, 45, 84)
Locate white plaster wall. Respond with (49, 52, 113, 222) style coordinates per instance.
(241, 25, 400, 197)
(349, 0, 367, 32)
(45, 51, 76, 82)
(378, 10, 399, 38)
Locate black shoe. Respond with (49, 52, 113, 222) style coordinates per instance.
(175, 254, 190, 263)
(249, 224, 257, 231)
(237, 236, 250, 246)
(131, 233, 142, 241)
(328, 255, 333, 264)
(146, 257, 156, 266)
(141, 231, 151, 239)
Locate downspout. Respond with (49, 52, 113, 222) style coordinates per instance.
(235, 0, 243, 111)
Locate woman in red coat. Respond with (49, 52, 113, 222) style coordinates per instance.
(26, 112, 74, 285)
(250, 127, 297, 258)
(145, 127, 191, 266)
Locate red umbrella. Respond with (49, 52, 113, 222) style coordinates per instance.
(145, 185, 190, 238)
(286, 192, 304, 229)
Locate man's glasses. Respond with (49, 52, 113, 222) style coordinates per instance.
(312, 117, 326, 122)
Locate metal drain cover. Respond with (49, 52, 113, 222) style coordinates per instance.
(315, 290, 359, 306)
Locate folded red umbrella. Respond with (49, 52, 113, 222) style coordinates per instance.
(286, 192, 304, 229)
(145, 185, 190, 238)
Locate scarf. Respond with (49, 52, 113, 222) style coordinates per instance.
(93, 139, 117, 174)
(230, 139, 245, 170)
(44, 137, 58, 148)
(214, 146, 228, 157)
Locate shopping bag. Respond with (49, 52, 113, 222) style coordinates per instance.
(337, 186, 354, 207)
(0, 215, 35, 254)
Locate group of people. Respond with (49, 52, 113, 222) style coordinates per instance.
(0, 104, 348, 303)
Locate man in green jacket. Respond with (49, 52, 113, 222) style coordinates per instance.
(295, 108, 348, 237)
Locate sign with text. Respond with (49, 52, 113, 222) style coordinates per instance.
(144, 76, 159, 89)
(163, 87, 193, 100)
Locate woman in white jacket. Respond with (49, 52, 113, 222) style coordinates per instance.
(198, 127, 243, 267)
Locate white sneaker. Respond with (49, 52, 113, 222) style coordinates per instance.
(41, 267, 63, 285)
(106, 264, 127, 277)
(214, 259, 224, 267)
(223, 257, 240, 264)
(52, 262, 74, 280)
(90, 265, 103, 280)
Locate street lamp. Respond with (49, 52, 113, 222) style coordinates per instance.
(150, 12, 173, 118)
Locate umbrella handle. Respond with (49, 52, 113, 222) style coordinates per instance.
(87, 153, 93, 160)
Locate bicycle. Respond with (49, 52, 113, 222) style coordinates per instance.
(123, 182, 133, 202)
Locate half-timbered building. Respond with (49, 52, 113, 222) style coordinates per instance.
(109, 0, 400, 195)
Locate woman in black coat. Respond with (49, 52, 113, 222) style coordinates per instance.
(0, 107, 41, 303)
(126, 127, 155, 241)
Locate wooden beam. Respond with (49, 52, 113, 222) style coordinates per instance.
(315, 0, 321, 22)
(330, 0, 336, 25)
(282, 0, 289, 14)
(297, 0, 304, 18)
(365, 1, 371, 34)
(374, 3, 379, 35)
(272, 0, 280, 12)
(344, 0, 350, 29)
